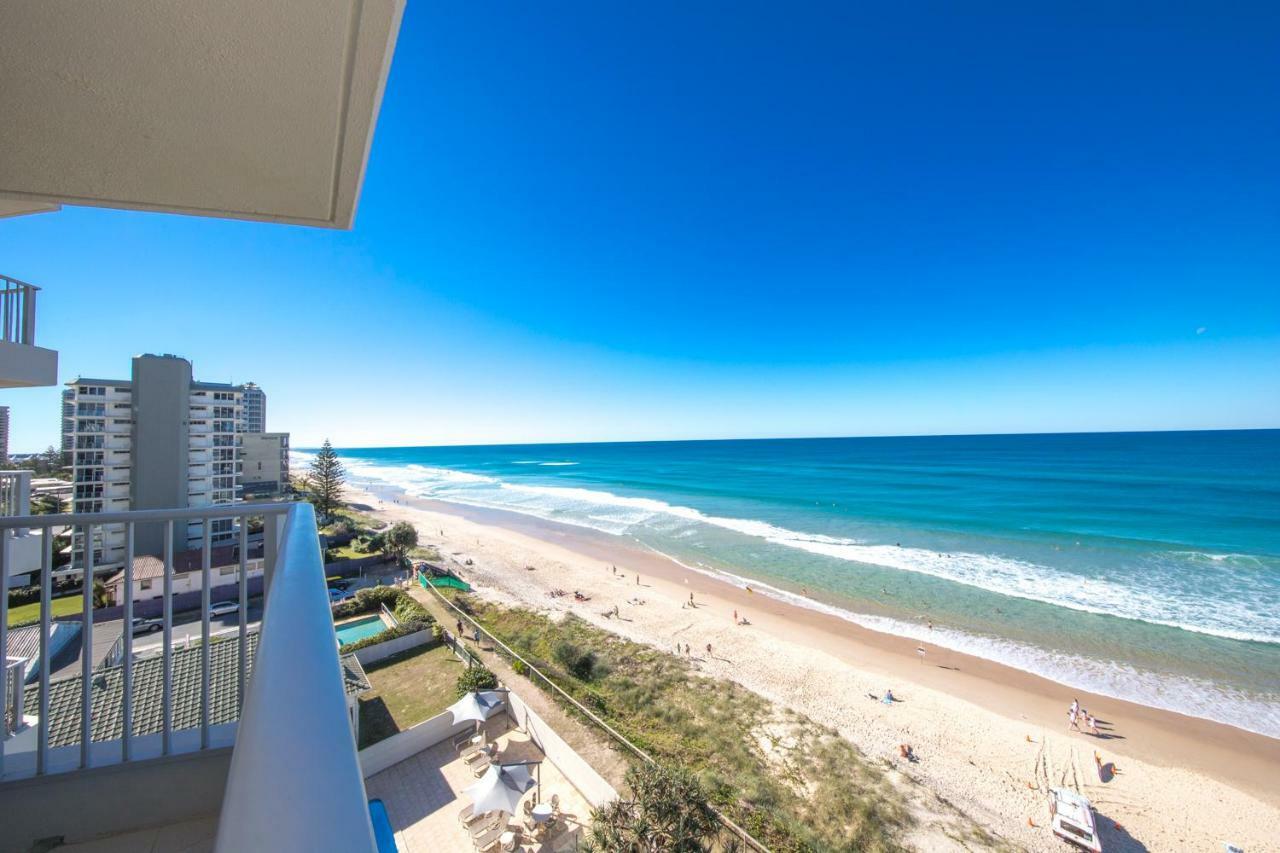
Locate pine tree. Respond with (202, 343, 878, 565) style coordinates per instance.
(308, 439, 346, 522)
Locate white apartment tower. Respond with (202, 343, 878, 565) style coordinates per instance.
(0, 404, 9, 464)
(242, 382, 266, 433)
(63, 354, 244, 570)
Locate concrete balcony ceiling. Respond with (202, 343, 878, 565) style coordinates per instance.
(0, 0, 405, 229)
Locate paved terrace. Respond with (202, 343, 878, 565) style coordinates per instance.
(365, 726, 591, 852)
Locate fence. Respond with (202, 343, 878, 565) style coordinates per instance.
(1, 276, 39, 346)
(417, 574, 770, 852)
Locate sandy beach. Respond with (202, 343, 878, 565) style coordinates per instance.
(349, 482, 1280, 852)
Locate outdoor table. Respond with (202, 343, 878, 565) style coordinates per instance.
(530, 803, 553, 824)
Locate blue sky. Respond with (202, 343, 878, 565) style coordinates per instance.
(2, 3, 1278, 451)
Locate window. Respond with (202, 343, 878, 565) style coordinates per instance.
(220, 565, 238, 576)
(140, 578, 152, 590)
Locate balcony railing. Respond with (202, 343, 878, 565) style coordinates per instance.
(1, 275, 39, 346)
(0, 471, 32, 519)
(0, 502, 375, 852)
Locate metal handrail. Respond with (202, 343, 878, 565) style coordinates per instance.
(215, 502, 376, 852)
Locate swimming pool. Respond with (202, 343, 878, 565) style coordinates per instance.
(334, 614, 388, 647)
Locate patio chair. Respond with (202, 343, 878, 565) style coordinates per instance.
(465, 742, 498, 766)
(454, 730, 482, 753)
(469, 813, 502, 840)
(550, 793, 561, 817)
(471, 819, 507, 851)
(472, 756, 498, 777)
(458, 803, 487, 827)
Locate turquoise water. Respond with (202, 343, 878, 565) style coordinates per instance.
(302, 430, 1280, 736)
(335, 615, 387, 647)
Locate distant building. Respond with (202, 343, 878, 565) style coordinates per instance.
(0, 405, 9, 464)
(240, 432, 290, 498)
(60, 387, 74, 459)
(62, 354, 245, 571)
(242, 382, 266, 434)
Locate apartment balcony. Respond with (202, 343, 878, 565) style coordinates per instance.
(0, 276, 58, 389)
(0, 503, 379, 851)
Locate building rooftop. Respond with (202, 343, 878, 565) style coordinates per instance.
(25, 633, 370, 748)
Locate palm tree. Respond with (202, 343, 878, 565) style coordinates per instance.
(583, 763, 720, 852)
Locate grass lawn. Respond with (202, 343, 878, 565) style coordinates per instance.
(329, 542, 376, 561)
(8, 593, 83, 627)
(357, 643, 462, 748)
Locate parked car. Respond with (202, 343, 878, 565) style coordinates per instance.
(330, 579, 354, 591)
(130, 616, 163, 635)
(328, 587, 353, 602)
(209, 600, 240, 617)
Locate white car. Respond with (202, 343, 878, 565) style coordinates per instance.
(130, 616, 163, 635)
(209, 601, 240, 617)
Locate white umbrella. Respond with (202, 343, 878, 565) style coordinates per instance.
(463, 763, 538, 816)
(447, 690, 504, 729)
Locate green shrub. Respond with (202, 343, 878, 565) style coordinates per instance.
(455, 663, 499, 698)
(553, 639, 602, 681)
(511, 659, 528, 676)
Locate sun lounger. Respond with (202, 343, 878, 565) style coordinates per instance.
(471, 820, 507, 850)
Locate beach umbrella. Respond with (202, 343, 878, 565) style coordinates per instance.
(463, 763, 538, 816)
(447, 690, 503, 727)
(447, 690, 505, 741)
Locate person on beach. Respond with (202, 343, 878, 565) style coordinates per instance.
(684, 643, 690, 655)
(706, 643, 713, 657)
(882, 689, 895, 704)
(1086, 714, 1100, 736)
(456, 619, 464, 636)
(733, 609, 738, 622)
(689, 592, 694, 605)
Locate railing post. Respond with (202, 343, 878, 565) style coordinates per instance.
(121, 522, 134, 762)
(80, 524, 95, 768)
(162, 520, 173, 755)
(38, 527, 51, 774)
(22, 284, 36, 345)
(0, 527, 9, 776)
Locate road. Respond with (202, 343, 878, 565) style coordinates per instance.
(130, 599, 265, 651)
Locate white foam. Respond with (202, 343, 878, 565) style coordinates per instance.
(539, 461, 578, 466)
(307, 453, 1280, 643)
(647, 548, 1280, 739)
(326, 453, 1280, 738)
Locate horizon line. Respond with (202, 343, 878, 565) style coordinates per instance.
(296, 425, 1280, 452)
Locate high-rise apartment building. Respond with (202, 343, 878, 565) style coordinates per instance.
(241, 432, 290, 498)
(62, 354, 244, 569)
(242, 382, 266, 433)
(0, 404, 9, 464)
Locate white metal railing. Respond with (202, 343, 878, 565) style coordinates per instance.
(0, 501, 376, 852)
(0, 470, 33, 520)
(1, 275, 39, 346)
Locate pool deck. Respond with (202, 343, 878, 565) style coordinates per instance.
(364, 727, 591, 852)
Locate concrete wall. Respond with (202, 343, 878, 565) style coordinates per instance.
(240, 432, 287, 495)
(130, 355, 191, 554)
(0, 748, 232, 852)
(506, 689, 618, 809)
(358, 709, 475, 779)
(352, 629, 434, 666)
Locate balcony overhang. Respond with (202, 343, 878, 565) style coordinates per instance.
(0, 0, 406, 230)
(0, 340, 58, 389)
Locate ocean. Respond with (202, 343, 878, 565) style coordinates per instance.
(302, 430, 1280, 738)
